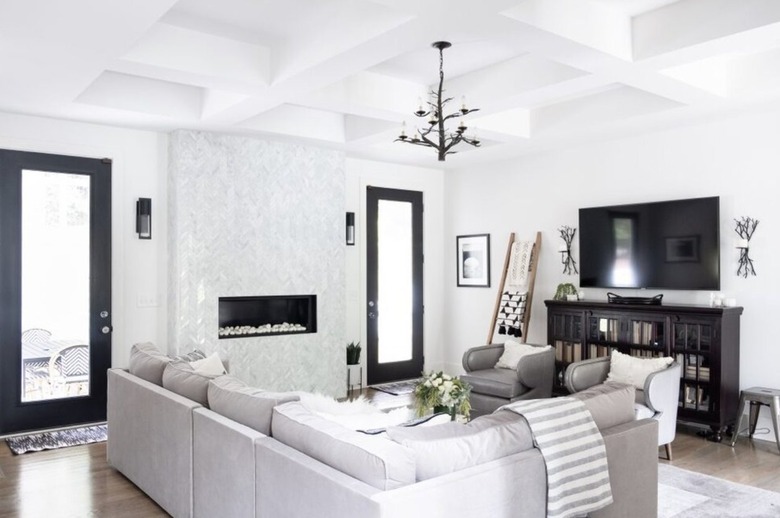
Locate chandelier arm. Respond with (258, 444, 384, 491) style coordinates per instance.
(444, 134, 463, 152)
(419, 133, 438, 147)
(397, 139, 435, 149)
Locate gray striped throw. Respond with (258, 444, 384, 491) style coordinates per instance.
(502, 397, 613, 518)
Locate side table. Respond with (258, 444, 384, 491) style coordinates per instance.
(347, 364, 362, 395)
(730, 387, 780, 454)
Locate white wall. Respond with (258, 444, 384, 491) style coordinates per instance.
(345, 158, 446, 385)
(444, 108, 780, 440)
(0, 112, 168, 368)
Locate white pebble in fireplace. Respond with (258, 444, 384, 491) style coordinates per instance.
(219, 323, 308, 337)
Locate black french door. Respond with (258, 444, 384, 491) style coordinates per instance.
(0, 150, 112, 434)
(366, 186, 424, 385)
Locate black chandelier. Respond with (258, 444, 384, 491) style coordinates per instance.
(395, 41, 480, 161)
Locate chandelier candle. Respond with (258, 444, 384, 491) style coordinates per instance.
(396, 41, 480, 161)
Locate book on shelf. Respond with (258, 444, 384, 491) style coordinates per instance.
(685, 365, 709, 381)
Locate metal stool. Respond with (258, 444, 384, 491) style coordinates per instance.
(730, 387, 780, 454)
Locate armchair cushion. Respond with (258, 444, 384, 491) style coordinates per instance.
(606, 351, 673, 390)
(495, 340, 552, 370)
(461, 369, 525, 399)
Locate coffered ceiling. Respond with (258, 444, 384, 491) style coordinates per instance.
(3, 0, 780, 167)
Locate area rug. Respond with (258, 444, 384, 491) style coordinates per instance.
(370, 379, 419, 396)
(659, 463, 780, 517)
(6, 424, 107, 455)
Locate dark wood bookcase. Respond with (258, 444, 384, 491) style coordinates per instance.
(545, 299, 743, 441)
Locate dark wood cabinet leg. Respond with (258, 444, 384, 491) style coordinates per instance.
(708, 425, 724, 442)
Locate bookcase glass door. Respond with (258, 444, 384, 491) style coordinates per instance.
(674, 321, 713, 413)
(551, 313, 583, 388)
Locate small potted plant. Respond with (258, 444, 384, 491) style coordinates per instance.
(554, 282, 578, 301)
(414, 371, 471, 421)
(346, 341, 361, 365)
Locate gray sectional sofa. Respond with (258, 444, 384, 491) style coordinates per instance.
(107, 346, 659, 518)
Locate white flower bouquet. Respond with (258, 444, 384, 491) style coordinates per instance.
(413, 371, 471, 419)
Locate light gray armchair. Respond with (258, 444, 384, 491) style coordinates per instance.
(564, 356, 681, 460)
(461, 343, 555, 418)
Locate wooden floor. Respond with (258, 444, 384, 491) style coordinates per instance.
(0, 389, 778, 517)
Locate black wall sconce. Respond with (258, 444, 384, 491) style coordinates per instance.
(346, 212, 355, 246)
(735, 216, 758, 277)
(137, 198, 152, 240)
(558, 225, 578, 275)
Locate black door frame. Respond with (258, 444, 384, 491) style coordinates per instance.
(366, 186, 424, 385)
(0, 149, 112, 434)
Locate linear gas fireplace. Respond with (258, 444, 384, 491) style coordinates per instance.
(218, 295, 317, 339)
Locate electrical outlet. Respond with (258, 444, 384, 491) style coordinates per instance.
(137, 294, 158, 308)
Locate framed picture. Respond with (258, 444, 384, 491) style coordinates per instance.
(665, 236, 699, 263)
(456, 234, 490, 287)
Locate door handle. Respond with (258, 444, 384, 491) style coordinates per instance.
(101, 325, 113, 335)
(368, 312, 376, 319)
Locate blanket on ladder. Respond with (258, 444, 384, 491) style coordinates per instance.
(501, 397, 613, 518)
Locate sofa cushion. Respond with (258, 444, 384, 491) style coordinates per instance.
(128, 342, 171, 386)
(571, 382, 636, 430)
(461, 369, 525, 399)
(162, 362, 222, 406)
(606, 350, 674, 390)
(207, 376, 299, 435)
(190, 352, 227, 376)
(496, 341, 552, 370)
(272, 401, 415, 490)
(386, 411, 534, 481)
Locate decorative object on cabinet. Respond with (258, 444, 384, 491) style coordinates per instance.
(553, 283, 578, 301)
(545, 299, 742, 441)
(486, 232, 542, 343)
(394, 41, 480, 162)
(557, 226, 578, 275)
(456, 234, 490, 287)
(734, 216, 758, 277)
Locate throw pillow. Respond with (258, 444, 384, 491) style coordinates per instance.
(386, 411, 534, 481)
(190, 352, 227, 376)
(128, 342, 171, 386)
(606, 350, 674, 390)
(207, 376, 299, 435)
(571, 382, 636, 430)
(162, 361, 223, 406)
(495, 341, 552, 370)
(172, 349, 206, 362)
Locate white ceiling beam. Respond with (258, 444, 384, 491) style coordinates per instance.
(632, 0, 780, 60)
(121, 23, 271, 86)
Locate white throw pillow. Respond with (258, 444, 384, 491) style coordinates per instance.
(606, 350, 673, 389)
(190, 352, 227, 376)
(495, 341, 551, 370)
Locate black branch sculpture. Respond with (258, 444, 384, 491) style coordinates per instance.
(558, 225, 578, 275)
(734, 216, 758, 278)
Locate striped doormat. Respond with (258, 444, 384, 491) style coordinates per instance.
(5, 424, 107, 455)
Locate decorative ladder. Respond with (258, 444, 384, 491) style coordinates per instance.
(486, 231, 542, 344)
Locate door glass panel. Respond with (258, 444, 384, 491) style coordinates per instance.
(21, 170, 90, 402)
(376, 200, 412, 364)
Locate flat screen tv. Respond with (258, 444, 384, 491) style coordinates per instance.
(579, 196, 720, 290)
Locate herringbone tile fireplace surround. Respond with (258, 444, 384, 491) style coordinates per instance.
(168, 130, 346, 396)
